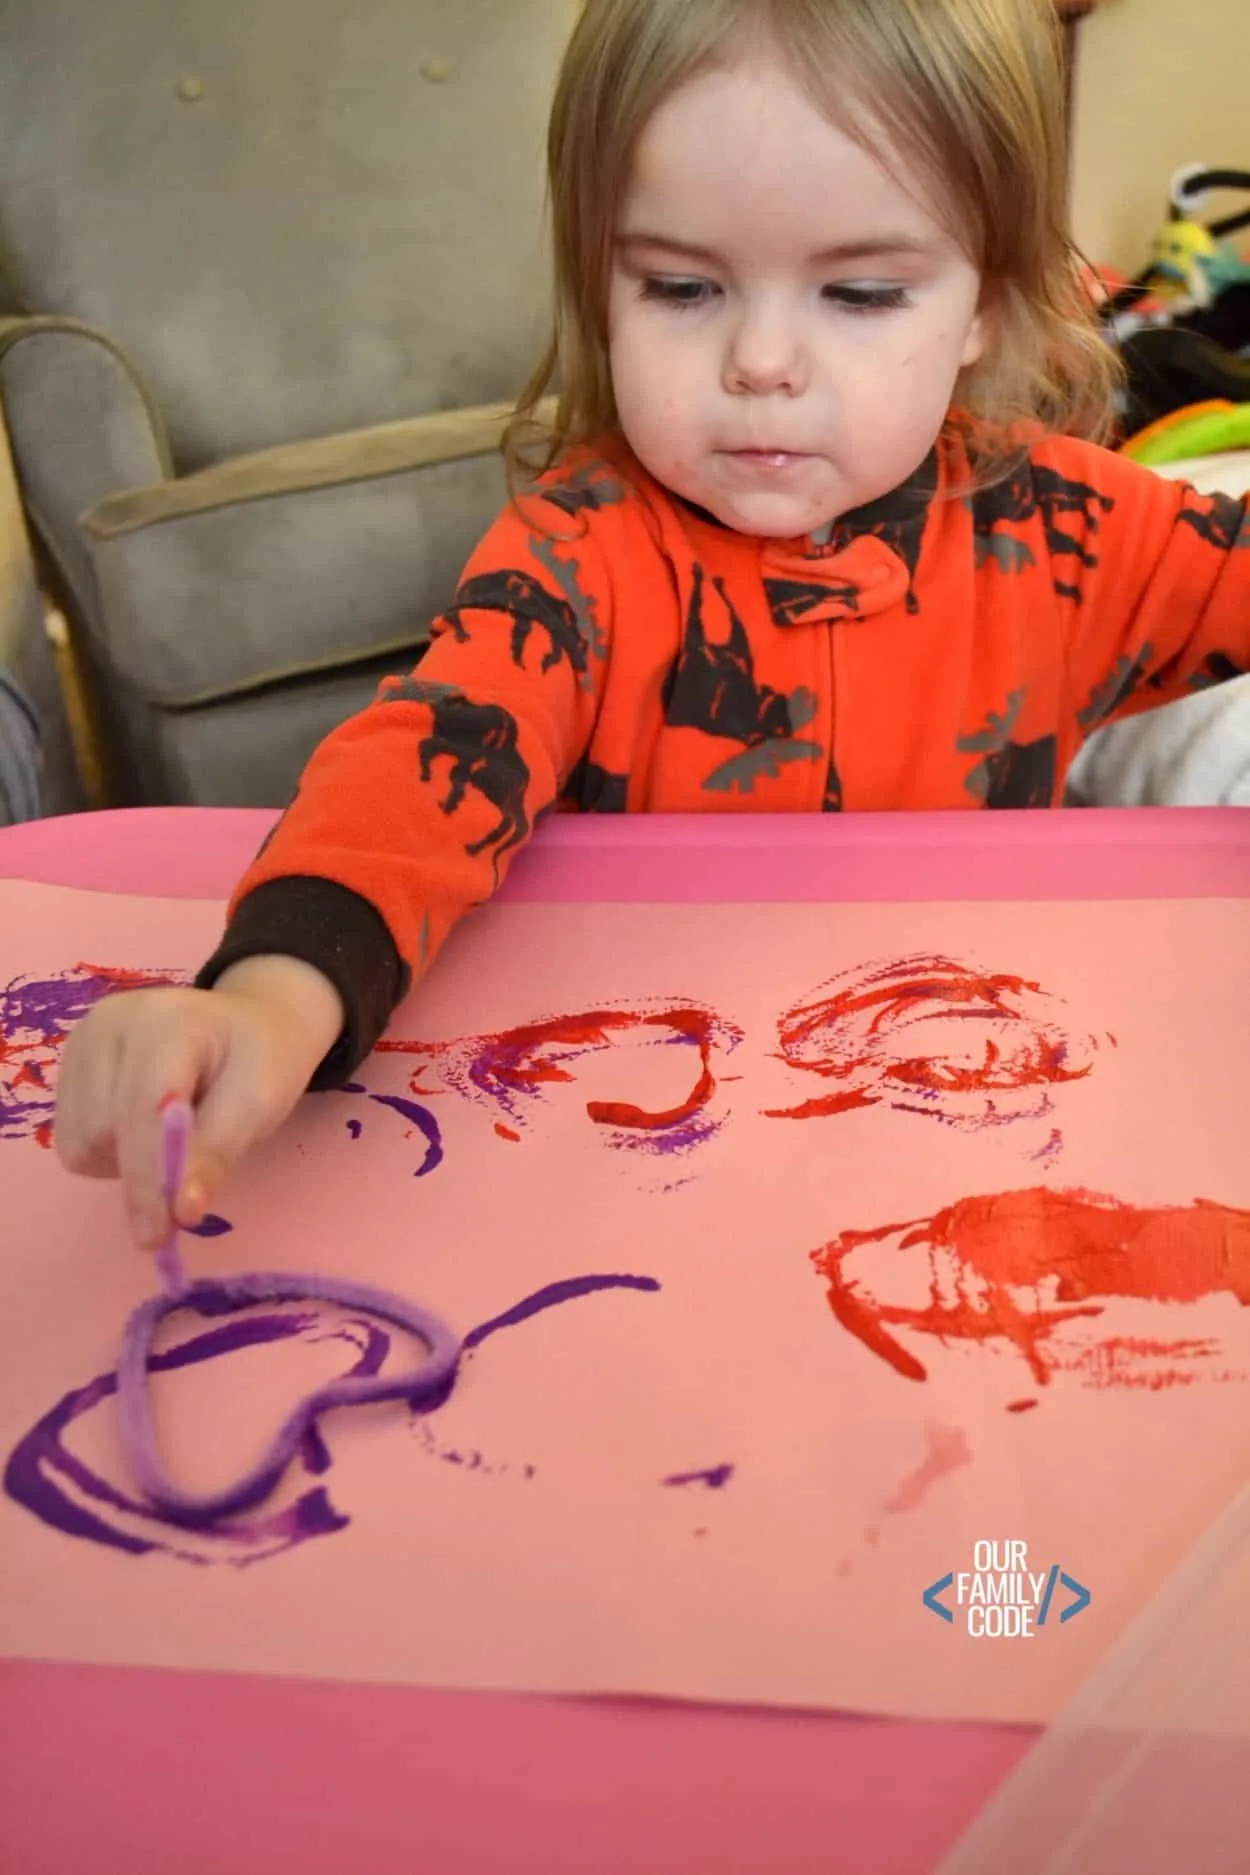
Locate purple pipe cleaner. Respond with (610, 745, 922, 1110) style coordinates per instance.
(116, 1099, 462, 1527)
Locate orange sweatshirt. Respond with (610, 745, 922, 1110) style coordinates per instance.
(197, 427, 1250, 1083)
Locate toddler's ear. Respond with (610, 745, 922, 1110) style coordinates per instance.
(961, 306, 988, 370)
(961, 277, 1006, 371)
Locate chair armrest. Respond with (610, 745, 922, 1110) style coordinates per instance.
(0, 313, 172, 623)
(77, 399, 553, 709)
(84, 398, 543, 541)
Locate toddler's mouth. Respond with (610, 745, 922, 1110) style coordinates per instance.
(724, 449, 814, 472)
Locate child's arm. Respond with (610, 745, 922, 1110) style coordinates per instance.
(1049, 439, 1250, 748)
(56, 465, 623, 1242)
(196, 471, 619, 1084)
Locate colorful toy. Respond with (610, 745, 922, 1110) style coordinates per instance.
(1105, 165, 1250, 316)
(1121, 398, 1250, 467)
(1099, 165, 1250, 436)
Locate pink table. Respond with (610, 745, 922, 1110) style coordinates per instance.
(4, 805, 1247, 1875)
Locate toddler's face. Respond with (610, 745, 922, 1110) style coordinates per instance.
(608, 51, 985, 537)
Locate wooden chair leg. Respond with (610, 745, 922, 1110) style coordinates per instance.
(2, 385, 112, 812)
(42, 599, 111, 810)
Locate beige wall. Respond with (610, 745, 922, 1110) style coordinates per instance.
(1070, 0, 1250, 273)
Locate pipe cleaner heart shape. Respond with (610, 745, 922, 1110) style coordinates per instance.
(117, 1271, 462, 1526)
(116, 1100, 461, 1527)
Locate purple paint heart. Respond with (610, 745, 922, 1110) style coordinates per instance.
(117, 1272, 462, 1527)
(118, 1099, 460, 1527)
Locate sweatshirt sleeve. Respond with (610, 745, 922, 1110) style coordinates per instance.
(195, 463, 620, 1084)
(1050, 439, 1250, 742)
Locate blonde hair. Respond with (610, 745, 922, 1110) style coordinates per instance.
(506, 0, 1120, 492)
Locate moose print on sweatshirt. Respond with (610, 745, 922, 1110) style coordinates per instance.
(200, 425, 1250, 1075)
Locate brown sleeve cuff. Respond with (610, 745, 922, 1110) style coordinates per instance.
(194, 876, 411, 1090)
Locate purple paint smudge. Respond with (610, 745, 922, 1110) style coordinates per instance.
(462, 1273, 660, 1352)
(0, 971, 122, 1144)
(408, 1274, 662, 1471)
(3, 1311, 355, 1564)
(300, 1424, 334, 1475)
(6, 1274, 661, 1561)
(412, 1418, 533, 1481)
(187, 1214, 233, 1238)
(663, 1463, 735, 1490)
(365, 1093, 442, 1175)
(339, 1081, 438, 1165)
(1, 966, 185, 1145)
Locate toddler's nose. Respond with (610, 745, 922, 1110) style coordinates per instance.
(723, 310, 808, 397)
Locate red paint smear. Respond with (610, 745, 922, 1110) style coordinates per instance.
(785, 964, 1048, 1049)
(494, 1123, 521, 1143)
(380, 1006, 725, 1135)
(488, 1009, 716, 1132)
(78, 962, 181, 991)
(765, 1089, 874, 1121)
(482, 1009, 720, 1133)
(1007, 1399, 1038, 1413)
(1058, 1334, 1234, 1392)
(585, 1011, 717, 1132)
(813, 1187, 1250, 1391)
(767, 955, 1096, 1123)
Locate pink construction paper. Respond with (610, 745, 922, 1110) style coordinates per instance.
(4, 804, 1250, 902)
(3, 807, 1250, 1875)
(5, 878, 1250, 1731)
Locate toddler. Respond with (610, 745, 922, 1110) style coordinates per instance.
(54, 0, 1250, 1245)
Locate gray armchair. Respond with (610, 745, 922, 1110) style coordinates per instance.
(0, 0, 573, 809)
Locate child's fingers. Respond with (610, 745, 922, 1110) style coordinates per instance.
(53, 1013, 123, 1178)
(176, 1045, 294, 1224)
(57, 988, 304, 1243)
(112, 1023, 220, 1246)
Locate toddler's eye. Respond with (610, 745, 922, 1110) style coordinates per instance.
(823, 284, 913, 313)
(638, 276, 719, 309)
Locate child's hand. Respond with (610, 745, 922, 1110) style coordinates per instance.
(54, 956, 344, 1249)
